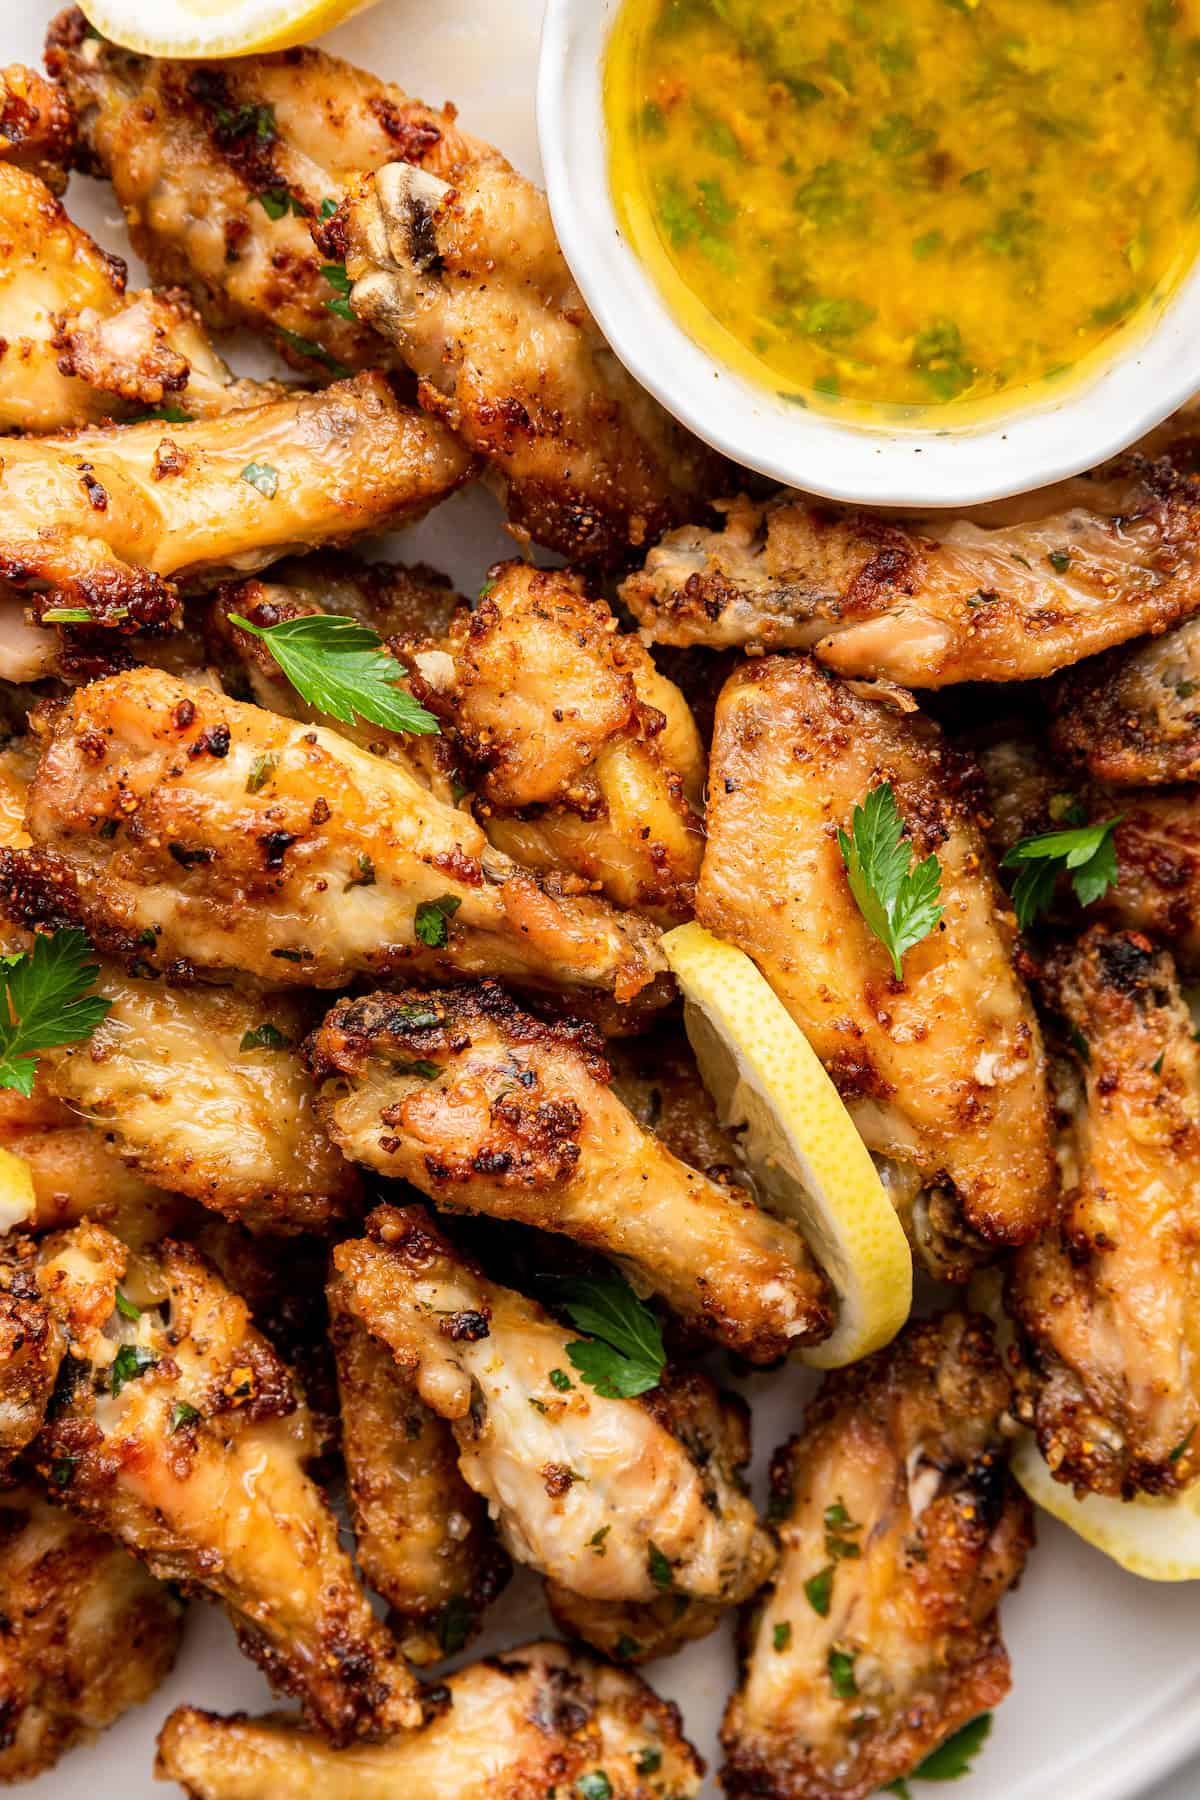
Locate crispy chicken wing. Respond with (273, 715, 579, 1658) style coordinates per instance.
(46, 10, 499, 378)
(405, 561, 705, 919)
(156, 1641, 704, 1800)
(309, 988, 831, 1362)
(1008, 927, 1200, 1497)
(0, 1485, 181, 1784)
(621, 460, 1200, 684)
(1050, 616, 1200, 786)
(0, 65, 72, 187)
(699, 658, 1055, 1266)
(331, 1205, 776, 1638)
(720, 1313, 1032, 1800)
(32, 1229, 428, 1742)
(328, 161, 722, 566)
(0, 1222, 124, 1459)
(14, 666, 669, 1013)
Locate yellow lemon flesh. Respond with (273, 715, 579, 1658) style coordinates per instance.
(79, 0, 379, 58)
(661, 922, 912, 1368)
(1013, 1434, 1200, 1582)
(0, 1147, 36, 1236)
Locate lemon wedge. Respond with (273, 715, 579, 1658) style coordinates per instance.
(0, 1148, 36, 1236)
(661, 922, 912, 1368)
(79, 0, 380, 58)
(1012, 1433, 1200, 1581)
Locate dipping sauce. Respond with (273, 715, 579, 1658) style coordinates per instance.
(605, 0, 1200, 416)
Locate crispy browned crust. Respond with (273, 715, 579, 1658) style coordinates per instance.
(720, 1314, 1032, 1800)
(0, 1240, 63, 1457)
(1050, 615, 1200, 786)
(0, 66, 73, 188)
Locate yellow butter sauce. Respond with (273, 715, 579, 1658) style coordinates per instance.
(605, 0, 1200, 417)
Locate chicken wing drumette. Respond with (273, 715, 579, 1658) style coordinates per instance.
(699, 657, 1055, 1271)
(156, 1641, 704, 1800)
(721, 1313, 1032, 1800)
(309, 988, 831, 1362)
(1007, 926, 1200, 1497)
(1050, 615, 1200, 786)
(0, 1485, 181, 1783)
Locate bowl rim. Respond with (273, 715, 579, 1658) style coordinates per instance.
(537, 0, 1200, 509)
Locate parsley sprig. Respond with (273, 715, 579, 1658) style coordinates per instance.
(883, 1713, 992, 1793)
(228, 612, 439, 738)
(559, 1273, 666, 1398)
(838, 782, 944, 979)
(1002, 817, 1123, 928)
(0, 930, 110, 1096)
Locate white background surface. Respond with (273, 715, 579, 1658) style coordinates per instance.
(7, 0, 1200, 1794)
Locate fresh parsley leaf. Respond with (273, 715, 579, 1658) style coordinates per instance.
(909, 1713, 992, 1780)
(576, 1774, 612, 1800)
(824, 1500, 857, 1531)
(319, 197, 339, 221)
(245, 753, 278, 795)
(228, 612, 439, 737)
(1002, 816, 1123, 928)
(114, 1288, 141, 1322)
(561, 1273, 666, 1398)
(838, 782, 944, 978)
(647, 1543, 673, 1589)
(239, 1023, 290, 1052)
(804, 1565, 834, 1616)
(256, 187, 306, 220)
(414, 895, 462, 948)
(169, 1401, 201, 1433)
(240, 461, 279, 499)
(274, 327, 351, 376)
(827, 1646, 858, 1698)
(394, 1059, 440, 1079)
(634, 1748, 662, 1775)
(50, 1455, 78, 1488)
(321, 263, 356, 320)
(549, 1368, 573, 1391)
(773, 1620, 792, 1651)
(110, 1343, 157, 1396)
(1169, 1426, 1195, 1464)
(436, 1593, 472, 1655)
(0, 930, 110, 1097)
(588, 1525, 610, 1553)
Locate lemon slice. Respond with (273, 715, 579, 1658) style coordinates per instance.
(661, 922, 912, 1368)
(1012, 1433, 1200, 1581)
(79, 0, 380, 58)
(0, 1148, 35, 1236)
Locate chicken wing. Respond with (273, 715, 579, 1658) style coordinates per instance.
(14, 666, 669, 1013)
(720, 1313, 1032, 1800)
(0, 1222, 124, 1460)
(699, 658, 1055, 1266)
(32, 1229, 429, 1742)
(1007, 927, 1200, 1497)
(607, 1025, 747, 1185)
(0, 65, 72, 187)
(46, 9, 500, 378)
(156, 1641, 704, 1800)
(309, 988, 831, 1362)
(1050, 616, 1200, 786)
(327, 1280, 509, 1663)
(404, 561, 705, 919)
(0, 1485, 181, 1784)
(331, 1205, 776, 1637)
(620, 458, 1200, 685)
(327, 161, 722, 566)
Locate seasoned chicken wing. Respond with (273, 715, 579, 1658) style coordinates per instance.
(15, 666, 668, 1013)
(156, 1641, 704, 1800)
(328, 161, 722, 566)
(331, 1205, 776, 1636)
(309, 988, 831, 1362)
(0, 1485, 181, 1784)
(1008, 927, 1200, 1497)
(621, 459, 1200, 684)
(607, 1025, 747, 1185)
(699, 658, 1055, 1266)
(405, 561, 705, 919)
(0, 65, 72, 187)
(327, 1279, 508, 1663)
(0, 1222, 124, 1459)
(47, 10, 500, 378)
(721, 1313, 1032, 1800)
(1050, 616, 1200, 786)
(32, 1230, 428, 1742)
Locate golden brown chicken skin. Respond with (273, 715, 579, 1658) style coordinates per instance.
(156, 1641, 704, 1800)
(1007, 927, 1200, 1497)
(326, 1280, 508, 1664)
(607, 1025, 747, 1185)
(46, 9, 500, 378)
(621, 459, 1200, 684)
(309, 988, 831, 1362)
(32, 1229, 428, 1743)
(0, 1485, 181, 1784)
(331, 1205, 776, 1633)
(0, 65, 73, 186)
(328, 161, 722, 566)
(14, 666, 668, 1013)
(699, 658, 1055, 1264)
(1050, 616, 1200, 786)
(0, 373, 473, 630)
(721, 1313, 1032, 1800)
(405, 561, 705, 919)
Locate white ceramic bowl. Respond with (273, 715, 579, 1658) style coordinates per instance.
(537, 0, 1200, 509)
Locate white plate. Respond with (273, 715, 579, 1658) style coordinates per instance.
(6, 1, 1200, 1795)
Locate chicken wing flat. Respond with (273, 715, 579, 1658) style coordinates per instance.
(0, 65, 73, 187)
(1007, 927, 1200, 1497)
(404, 561, 705, 919)
(699, 658, 1055, 1264)
(14, 666, 669, 1012)
(1050, 616, 1200, 786)
(331, 1205, 776, 1635)
(0, 1485, 181, 1784)
(0, 1222, 124, 1460)
(328, 161, 722, 566)
(32, 1229, 428, 1742)
(309, 988, 831, 1361)
(156, 1641, 704, 1800)
(0, 372, 473, 630)
(721, 1313, 1032, 1800)
(327, 1284, 508, 1664)
(620, 459, 1200, 685)
(46, 9, 500, 378)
